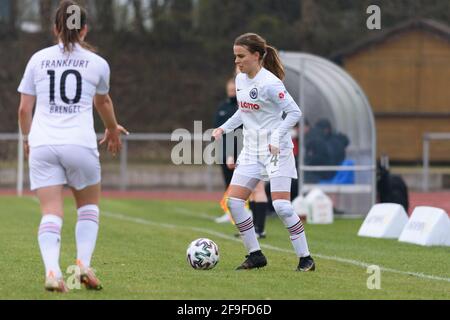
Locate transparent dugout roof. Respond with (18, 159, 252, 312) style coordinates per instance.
(280, 51, 377, 215)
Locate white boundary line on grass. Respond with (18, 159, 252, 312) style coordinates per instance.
(101, 210, 450, 284)
(172, 207, 217, 221)
(25, 196, 450, 284)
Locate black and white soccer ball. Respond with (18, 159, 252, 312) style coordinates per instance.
(186, 238, 219, 270)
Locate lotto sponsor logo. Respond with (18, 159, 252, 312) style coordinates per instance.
(240, 101, 260, 110)
(279, 92, 285, 99)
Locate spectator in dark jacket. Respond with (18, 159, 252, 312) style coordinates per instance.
(304, 118, 349, 182)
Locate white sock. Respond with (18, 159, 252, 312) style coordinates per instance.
(38, 215, 63, 278)
(227, 197, 260, 254)
(273, 200, 310, 258)
(76, 204, 99, 267)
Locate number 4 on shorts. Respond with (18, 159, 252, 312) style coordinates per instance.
(270, 155, 279, 166)
(269, 155, 279, 174)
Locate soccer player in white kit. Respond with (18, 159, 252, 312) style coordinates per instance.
(17, 0, 128, 292)
(213, 33, 315, 271)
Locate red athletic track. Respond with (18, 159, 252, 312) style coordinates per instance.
(407, 192, 450, 216)
(1, 189, 449, 215)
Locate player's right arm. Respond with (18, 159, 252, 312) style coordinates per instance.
(93, 59, 128, 156)
(212, 110, 243, 140)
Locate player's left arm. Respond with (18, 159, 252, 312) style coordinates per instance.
(267, 83, 302, 154)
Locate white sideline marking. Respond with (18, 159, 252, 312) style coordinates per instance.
(172, 207, 216, 221)
(102, 210, 450, 284)
(30, 196, 217, 220)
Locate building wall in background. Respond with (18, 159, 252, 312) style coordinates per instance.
(343, 28, 450, 162)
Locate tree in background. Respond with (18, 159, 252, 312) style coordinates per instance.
(0, 0, 18, 36)
(9, 0, 17, 35)
(149, 0, 194, 45)
(2, 0, 450, 133)
(6, 0, 449, 52)
(132, 0, 146, 34)
(95, 0, 115, 32)
(39, 0, 53, 35)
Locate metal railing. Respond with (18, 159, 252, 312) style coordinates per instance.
(422, 132, 450, 191)
(0, 132, 214, 195)
(1, 132, 377, 209)
(112, 133, 215, 191)
(0, 133, 24, 195)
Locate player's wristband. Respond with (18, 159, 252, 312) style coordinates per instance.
(22, 135, 29, 142)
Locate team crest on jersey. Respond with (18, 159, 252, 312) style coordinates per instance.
(250, 88, 258, 100)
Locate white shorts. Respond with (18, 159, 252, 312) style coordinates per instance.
(233, 149, 298, 181)
(29, 145, 101, 191)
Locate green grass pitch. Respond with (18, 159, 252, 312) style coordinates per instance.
(0, 195, 449, 300)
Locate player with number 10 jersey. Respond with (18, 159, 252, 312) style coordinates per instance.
(18, 38, 110, 149)
(17, 0, 128, 293)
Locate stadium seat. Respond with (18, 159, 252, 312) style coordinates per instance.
(319, 159, 355, 185)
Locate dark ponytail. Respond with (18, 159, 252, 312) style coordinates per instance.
(263, 45, 285, 81)
(55, 0, 95, 53)
(234, 33, 285, 80)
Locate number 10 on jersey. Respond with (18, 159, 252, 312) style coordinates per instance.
(47, 69, 82, 105)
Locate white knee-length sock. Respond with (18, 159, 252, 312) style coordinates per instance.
(227, 197, 260, 254)
(76, 204, 99, 267)
(273, 200, 310, 258)
(38, 215, 63, 278)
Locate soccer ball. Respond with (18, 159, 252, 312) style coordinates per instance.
(186, 238, 219, 270)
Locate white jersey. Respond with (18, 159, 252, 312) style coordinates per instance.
(18, 43, 110, 149)
(220, 67, 302, 156)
